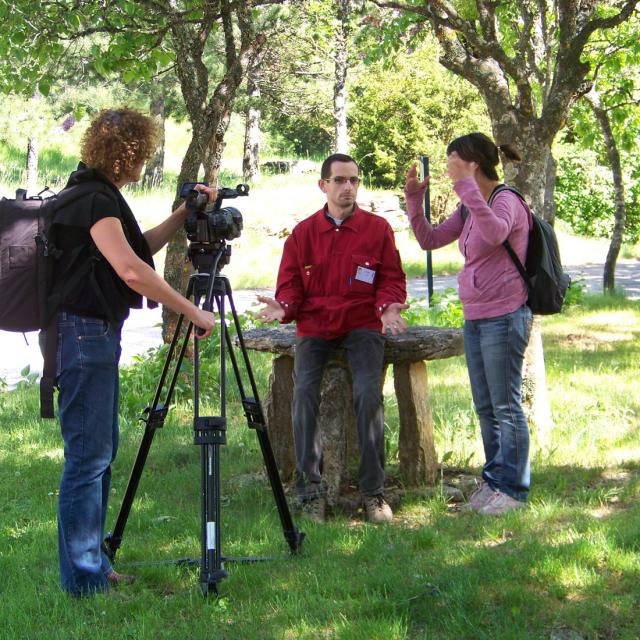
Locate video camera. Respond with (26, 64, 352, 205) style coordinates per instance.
(182, 182, 249, 244)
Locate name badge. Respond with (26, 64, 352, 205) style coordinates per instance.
(355, 266, 376, 284)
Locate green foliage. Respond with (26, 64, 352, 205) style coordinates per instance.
(0, 1, 170, 95)
(573, 15, 640, 155)
(256, 4, 335, 157)
(555, 147, 640, 242)
(405, 289, 465, 328)
(118, 312, 268, 425)
(405, 280, 585, 330)
(564, 277, 587, 308)
(349, 35, 490, 187)
(14, 365, 39, 390)
(261, 98, 333, 158)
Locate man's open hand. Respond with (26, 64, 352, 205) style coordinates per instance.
(256, 296, 285, 323)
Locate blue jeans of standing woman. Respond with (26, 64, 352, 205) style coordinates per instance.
(52, 312, 123, 596)
(464, 304, 532, 502)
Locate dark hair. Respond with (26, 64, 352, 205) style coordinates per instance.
(320, 153, 359, 180)
(446, 132, 521, 181)
(81, 108, 158, 182)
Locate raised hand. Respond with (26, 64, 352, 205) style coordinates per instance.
(446, 151, 477, 183)
(404, 164, 429, 195)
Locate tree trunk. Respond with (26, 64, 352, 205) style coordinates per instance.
(159, 1, 266, 341)
(204, 109, 232, 185)
(503, 136, 554, 440)
(585, 89, 626, 292)
(161, 134, 206, 344)
(142, 88, 166, 188)
(522, 317, 552, 449)
(333, 0, 351, 154)
(243, 67, 261, 182)
(543, 149, 557, 226)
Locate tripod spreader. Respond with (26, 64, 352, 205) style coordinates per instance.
(145, 404, 169, 430)
(194, 417, 227, 446)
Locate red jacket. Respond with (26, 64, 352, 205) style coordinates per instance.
(275, 205, 406, 339)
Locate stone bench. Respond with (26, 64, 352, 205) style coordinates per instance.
(241, 325, 464, 504)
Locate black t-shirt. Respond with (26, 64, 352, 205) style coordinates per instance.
(51, 190, 151, 322)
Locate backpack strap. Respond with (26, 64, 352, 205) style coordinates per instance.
(460, 184, 532, 290)
(459, 183, 510, 224)
(46, 182, 118, 323)
(39, 316, 58, 419)
(502, 236, 531, 289)
(488, 185, 533, 291)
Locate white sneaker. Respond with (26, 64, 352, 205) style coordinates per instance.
(460, 479, 495, 512)
(477, 490, 526, 516)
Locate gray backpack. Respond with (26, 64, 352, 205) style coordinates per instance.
(0, 183, 106, 416)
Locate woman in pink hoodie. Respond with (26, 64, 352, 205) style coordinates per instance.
(405, 132, 532, 515)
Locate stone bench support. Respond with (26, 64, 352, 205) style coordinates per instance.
(241, 325, 464, 504)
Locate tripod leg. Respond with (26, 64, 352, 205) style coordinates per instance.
(216, 277, 305, 554)
(104, 311, 193, 561)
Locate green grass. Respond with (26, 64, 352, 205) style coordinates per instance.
(1, 294, 639, 639)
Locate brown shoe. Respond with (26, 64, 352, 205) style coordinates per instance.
(107, 570, 136, 586)
(302, 496, 327, 523)
(364, 494, 393, 524)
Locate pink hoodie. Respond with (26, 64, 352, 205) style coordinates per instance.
(405, 176, 530, 320)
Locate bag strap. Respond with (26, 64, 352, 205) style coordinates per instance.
(39, 316, 58, 419)
(460, 184, 532, 289)
(488, 185, 533, 291)
(46, 183, 118, 325)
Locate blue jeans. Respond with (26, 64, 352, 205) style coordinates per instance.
(53, 312, 122, 596)
(464, 305, 532, 502)
(292, 329, 386, 500)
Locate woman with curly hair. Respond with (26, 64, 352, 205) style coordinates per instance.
(47, 108, 216, 596)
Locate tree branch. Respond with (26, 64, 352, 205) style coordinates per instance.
(579, 0, 640, 44)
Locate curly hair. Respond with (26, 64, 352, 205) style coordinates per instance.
(80, 108, 158, 182)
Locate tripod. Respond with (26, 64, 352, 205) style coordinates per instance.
(103, 240, 304, 596)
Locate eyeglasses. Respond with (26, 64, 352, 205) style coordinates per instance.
(324, 176, 361, 185)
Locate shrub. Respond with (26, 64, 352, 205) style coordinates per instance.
(349, 36, 490, 188)
(555, 148, 640, 243)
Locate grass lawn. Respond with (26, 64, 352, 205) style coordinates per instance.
(1, 294, 639, 639)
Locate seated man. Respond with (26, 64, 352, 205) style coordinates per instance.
(257, 153, 408, 523)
